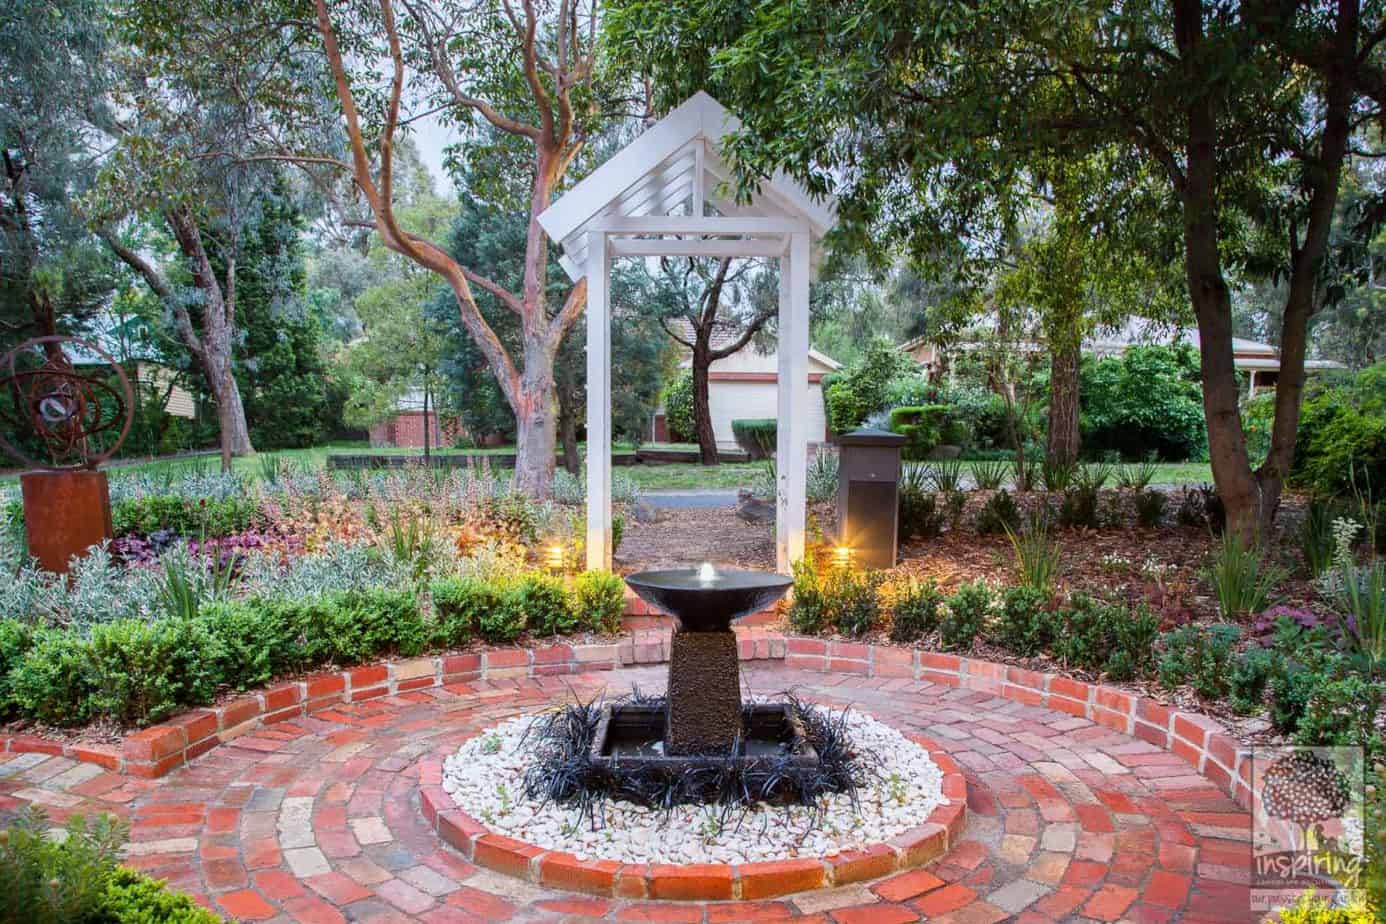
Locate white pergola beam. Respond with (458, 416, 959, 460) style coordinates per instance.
(592, 215, 810, 236)
(775, 231, 811, 573)
(585, 231, 612, 570)
(609, 238, 787, 258)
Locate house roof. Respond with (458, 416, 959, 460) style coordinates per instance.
(538, 92, 837, 283)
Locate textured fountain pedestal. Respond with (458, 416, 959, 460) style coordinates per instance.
(665, 629, 742, 754)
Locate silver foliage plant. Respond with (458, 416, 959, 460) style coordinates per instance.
(551, 467, 640, 505)
(0, 542, 162, 630)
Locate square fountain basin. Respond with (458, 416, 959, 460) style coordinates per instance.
(590, 703, 819, 770)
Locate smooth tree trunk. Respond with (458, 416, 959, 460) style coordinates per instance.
(1046, 338, 1081, 467)
(1171, 0, 1354, 541)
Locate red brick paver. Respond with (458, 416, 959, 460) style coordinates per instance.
(0, 663, 1256, 921)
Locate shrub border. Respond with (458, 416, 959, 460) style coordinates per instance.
(0, 614, 1252, 813)
(417, 734, 966, 902)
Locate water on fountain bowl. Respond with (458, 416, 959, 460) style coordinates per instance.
(624, 567, 792, 632)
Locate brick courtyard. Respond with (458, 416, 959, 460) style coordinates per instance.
(0, 662, 1255, 923)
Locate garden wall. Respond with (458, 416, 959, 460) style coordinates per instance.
(0, 616, 1252, 813)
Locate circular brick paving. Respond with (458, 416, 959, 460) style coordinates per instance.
(0, 664, 1256, 923)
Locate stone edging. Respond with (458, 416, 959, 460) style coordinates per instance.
(0, 630, 1252, 813)
(416, 738, 967, 901)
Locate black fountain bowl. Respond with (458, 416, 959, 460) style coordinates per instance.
(624, 568, 792, 632)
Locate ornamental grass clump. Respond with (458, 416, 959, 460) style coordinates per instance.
(1005, 519, 1061, 593)
(1206, 532, 1286, 619)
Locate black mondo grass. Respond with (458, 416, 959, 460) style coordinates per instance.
(518, 689, 880, 833)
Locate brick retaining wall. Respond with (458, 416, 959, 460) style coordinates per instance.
(0, 631, 1252, 812)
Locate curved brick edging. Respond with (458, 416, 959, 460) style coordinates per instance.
(415, 736, 968, 902)
(0, 631, 1254, 813)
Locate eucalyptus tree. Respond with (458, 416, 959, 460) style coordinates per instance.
(609, 0, 1386, 537)
(0, 0, 117, 351)
(127, 0, 634, 496)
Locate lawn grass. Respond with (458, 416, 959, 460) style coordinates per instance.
(2, 444, 1214, 493)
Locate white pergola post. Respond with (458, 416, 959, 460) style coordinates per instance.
(775, 231, 810, 573)
(585, 231, 611, 570)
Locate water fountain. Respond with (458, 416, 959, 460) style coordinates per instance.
(598, 564, 808, 769)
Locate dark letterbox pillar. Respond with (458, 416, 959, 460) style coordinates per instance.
(835, 427, 906, 569)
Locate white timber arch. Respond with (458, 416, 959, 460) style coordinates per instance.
(538, 92, 837, 574)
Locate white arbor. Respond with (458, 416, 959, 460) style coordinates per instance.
(538, 92, 836, 574)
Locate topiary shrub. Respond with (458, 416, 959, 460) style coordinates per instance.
(940, 581, 992, 650)
(430, 576, 501, 646)
(510, 573, 574, 637)
(0, 619, 32, 719)
(994, 585, 1052, 656)
(85, 617, 219, 726)
(788, 556, 830, 634)
(320, 588, 426, 664)
(200, 599, 303, 691)
(830, 569, 884, 637)
(731, 419, 777, 460)
(571, 570, 626, 634)
(8, 629, 97, 727)
(888, 577, 943, 643)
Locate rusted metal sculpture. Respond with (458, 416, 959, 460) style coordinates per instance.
(0, 336, 133, 470)
(1, 336, 134, 571)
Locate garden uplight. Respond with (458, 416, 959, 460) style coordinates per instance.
(833, 545, 855, 570)
(545, 543, 567, 572)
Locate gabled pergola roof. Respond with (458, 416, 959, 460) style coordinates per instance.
(538, 91, 836, 281)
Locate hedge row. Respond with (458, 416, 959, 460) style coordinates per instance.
(0, 571, 626, 730)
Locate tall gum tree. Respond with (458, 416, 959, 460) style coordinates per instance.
(609, 0, 1385, 537)
(126, 0, 629, 496)
(311, 0, 623, 496)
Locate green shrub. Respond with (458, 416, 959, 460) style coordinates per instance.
(662, 371, 695, 442)
(200, 599, 301, 690)
(888, 577, 943, 643)
(1294, 673, 1384, 754)
(9, 629, 97, 727)
(888, 405, 949, 460)
(1058, 486, 1100, 528)
(831, 569, 884, 637)
(1229, 647, 1278, 714)
(994, 585, 1052, 656)
(430, 576, 500, 646)
(899, 487, 944, 541)
(1081, 344, 1207, 461)
(941, 581, 991, 650)
(111, 495, 261, 538)
(823, 340, 914, 433)
(478, 584, 528, 643)
(731, 419, 777, 460)
(327, 588, 426, 663)
(100, 867, 224, 923)
(789, 556, 830, 634)
(1158, 623, 1241, 699)
(1051, 593, 1158, 677)
(1292, 362, 1386, 497)
(0, 808, 221, 924)
(571, 570, 626, 634)
(1134, 489, 1166, 527)
(975, 489, 1020, 535)
(1206, 533, 1286, 619)
(0, 618, 32, 718)
(86, 618, 219, 726)
(1299, 496, 1339, 577)
(510, 573, 574, 637)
